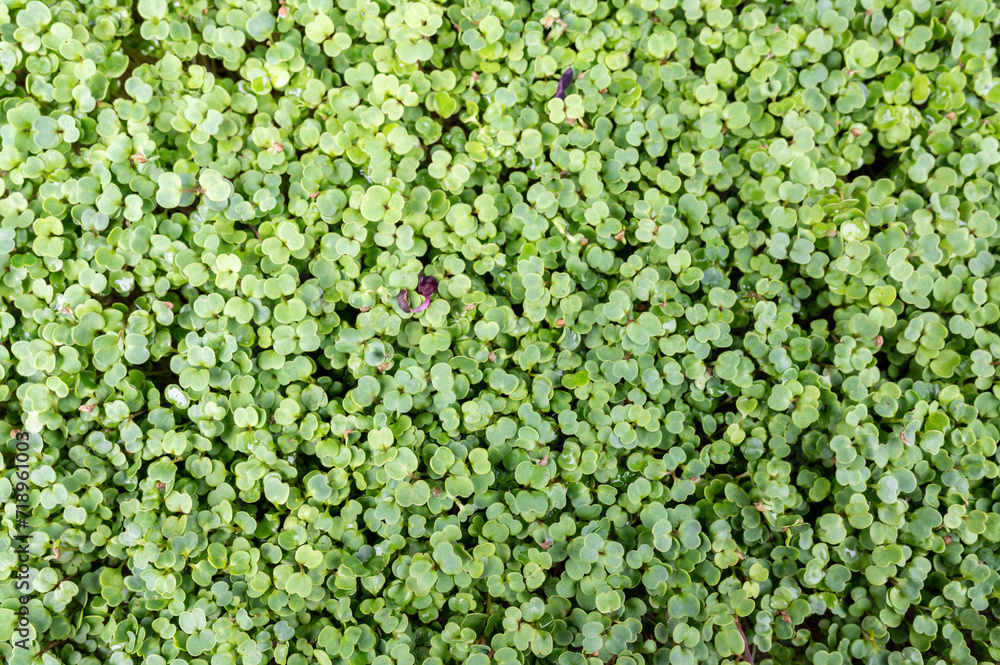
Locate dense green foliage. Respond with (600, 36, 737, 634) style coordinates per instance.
(3, 0, 1000, 664)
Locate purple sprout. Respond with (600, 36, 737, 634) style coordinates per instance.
(397, 290, 412, 313)
(398, 271, 440, 314)
(555, 68, 574, 99)
(417, 272, 438, 297)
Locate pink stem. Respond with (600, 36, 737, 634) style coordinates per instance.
(736, 617, 753, 665)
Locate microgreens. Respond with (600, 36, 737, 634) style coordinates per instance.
(2, 1, 1000, 665)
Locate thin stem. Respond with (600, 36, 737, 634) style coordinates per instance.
(35, 640, 69, 659)
(244, 223, 262, 242)
(735, 617, 753, 665)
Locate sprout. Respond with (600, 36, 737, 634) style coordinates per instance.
(417, 272, 438, 297)
(555, 67, 574, 99)
(397, 290, 412, 313)
(397, 272, 438, 313)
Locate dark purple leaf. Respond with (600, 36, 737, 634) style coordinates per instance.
(555, 68, 574, 99)
(397, 290, 412, 312)
(417, 272, 439, 297)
